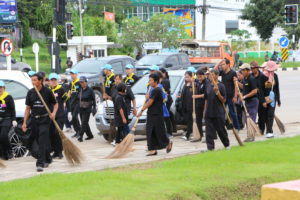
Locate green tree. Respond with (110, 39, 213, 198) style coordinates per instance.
(121, 14, 186, 54)
(229, 29, 252, 51)
(22, 19, 32, 47)
(241, 0, 284, 41)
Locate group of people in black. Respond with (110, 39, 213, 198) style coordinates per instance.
(0, 57, 281, 171)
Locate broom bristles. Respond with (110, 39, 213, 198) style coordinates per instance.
(275, 115, 285, 134)
(61, 134, 84, 165)
(192, 120, 201, 140)
(106, 133, 135, 159)
(0, 160, 6, 168)
(246, 117, 261, 138)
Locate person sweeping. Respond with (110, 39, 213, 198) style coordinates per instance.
(137, 73, 173, 156)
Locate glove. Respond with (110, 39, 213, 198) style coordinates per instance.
(12, 120, 18, 127)
(68, 112, 72, 121)
(92, 107, 97, 116)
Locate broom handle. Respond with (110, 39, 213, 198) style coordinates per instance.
(33, 86, 66, 139)
(192, 80, 196, 118)
(234, 81, 250, 116)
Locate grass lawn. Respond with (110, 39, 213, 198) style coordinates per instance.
(240, 57, 300, 68)
(11, 42, 67, 75)
(1, 136, 300, 200)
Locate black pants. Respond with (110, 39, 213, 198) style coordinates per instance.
(258, 104, 276, 134)
(71, 103, 81, 133)
(49, 117, 64, 155)
(0, 125, 12, 159)
(79, 111, 93, 138)
(164, 117, 172, 136)
(116, 126, 127, 144)
(31, 117, 52, 167)
(196, 106, 204, 138)
(146, 115, 170, 151)
(205, 117, 230, 150)
(184, 111, 193, 139)
(235, 104, 245, 129)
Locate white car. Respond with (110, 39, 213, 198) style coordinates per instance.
(0, 70, 33, 157)
(95, 70, 187, 141)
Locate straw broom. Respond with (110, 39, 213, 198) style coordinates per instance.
(191, 80, 201, 141)
(34, 86, 84, 165)
(211, 79, 243, 146)
(234, 81, 261, 139)
(0, 160, 5, 168)
(275, 115, 285, 134)
(100, 77, 116, 143)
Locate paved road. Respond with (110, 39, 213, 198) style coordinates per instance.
(0, 70, 299, 182)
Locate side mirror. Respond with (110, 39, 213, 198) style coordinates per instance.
(166, 63, 173, 68)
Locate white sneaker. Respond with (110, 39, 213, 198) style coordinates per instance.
(110, 140, 116, 146)
(266, 133, 274, 138)
(226, 146, 231, 150)
(181, 136, 188, 141)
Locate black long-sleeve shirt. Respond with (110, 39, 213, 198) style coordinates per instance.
(0, 94, 16, 121)
(50, 85, 68, 119)
(79, 86, 96, 112)
(253, 71, 269, 104)
(181, 83, 193, 113)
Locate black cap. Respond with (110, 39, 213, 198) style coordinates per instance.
(79, 76, 87, 82)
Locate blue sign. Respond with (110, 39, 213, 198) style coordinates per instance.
(279, 36, 289, 48)
(0, 0, 17, 24)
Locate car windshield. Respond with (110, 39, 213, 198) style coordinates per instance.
(137, 55, 168, 66)
(73, 60, 106, 74)
(131, 75, 182, 95)
(1, 80, 29, 100)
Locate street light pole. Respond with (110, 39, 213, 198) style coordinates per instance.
(79, 0, 84, 55)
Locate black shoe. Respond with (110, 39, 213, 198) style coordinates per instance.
(43, 163, 49, 168)
(37, 166, 43, 172)
(52, 153, 63, 159)
(85, 136, 94, 140)
(72, 133, 79, 138)
(166, 141, 173, 153)
(146, 151, 157, 156)
(78, 137, 83, 142)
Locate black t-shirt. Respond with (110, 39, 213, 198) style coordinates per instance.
(253, 71, 268, 104)
(219, 70, 237, 99)
(204, 81, 226, 118)
(79, 86, 96, 112)
(181, 84, 193, 112)
(25, 86, 57, 117)
(111, 85, 135, 115)
(161, 78, 171, 94)
(242, 75, 258, 102)
(124, 74, 139, 87)
(147, 87, 163, 116)
(196, 78, 209, 108)
(105, 74, 115, 96)
(50, 85, 68, 119)
(114, 93, 128, 127)
(0, 94, 16, 121)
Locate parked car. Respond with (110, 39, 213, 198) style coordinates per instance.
(135, 53, 191, 76)
(0, 70, 33, 158)
(65, 56, 136, 105)
(0, 54, 32, 72)
(95, 70, 187, 141)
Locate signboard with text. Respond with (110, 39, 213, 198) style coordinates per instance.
(0, 0, 17, 24)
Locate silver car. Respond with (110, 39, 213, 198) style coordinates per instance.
(95, 70, 187, 141)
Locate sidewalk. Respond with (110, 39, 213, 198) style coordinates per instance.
(1, 123, 300, 182)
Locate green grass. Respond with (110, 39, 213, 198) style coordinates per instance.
(1, 136, 300, 200)
(11, 41, 67, 75)
(240, 57, 300, 68)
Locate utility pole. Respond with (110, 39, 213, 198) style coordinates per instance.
(79, 0, 84, 55)
(201, 0, 207, 41)
(52, 0, 58, 72)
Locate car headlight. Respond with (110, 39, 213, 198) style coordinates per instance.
(97, 104, 104, 115)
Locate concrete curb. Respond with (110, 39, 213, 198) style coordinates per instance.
(279, 67, 300, 71)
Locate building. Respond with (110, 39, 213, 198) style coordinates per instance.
(195, 0, 285, 43)
(67, 36, 114, 65)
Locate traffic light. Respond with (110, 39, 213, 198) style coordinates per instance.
(66, 22, 74, 40)
(285, 4, 298, 25)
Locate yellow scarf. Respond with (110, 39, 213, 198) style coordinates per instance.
(0, 91, 9, 105)
(124, 73, 135, 84)
(105, 72, 115, 87)
(71, 78, 79, 93)
(50, 85, 62, 94)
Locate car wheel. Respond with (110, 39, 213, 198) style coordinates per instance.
(103, 133, 110, 141)
(9, 128, 27, 158)
(94, 90, 103, 107)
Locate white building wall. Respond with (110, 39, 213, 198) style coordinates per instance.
(195, 0, 285, 43)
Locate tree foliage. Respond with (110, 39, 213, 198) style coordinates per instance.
(121, 14, 186, 53)
(241, 0, 285, 41)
